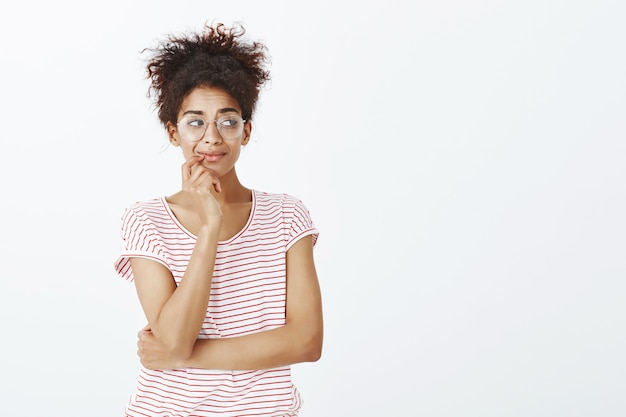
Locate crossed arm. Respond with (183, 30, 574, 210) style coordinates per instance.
(131, 234, 323, 371)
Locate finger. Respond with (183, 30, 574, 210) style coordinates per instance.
(187, 160, 212, 181)
(189, 168, 221, 194)
(188, 169, 214, 191)
(192, 167, 220, 192)
(212, 178, 222, 193)
(185, 153, 203, 165)
(182, 155, 203, 179)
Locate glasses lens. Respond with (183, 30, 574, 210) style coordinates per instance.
(216, 114, 244, 140)
(178, 115, 245, 142)
(178, 117, 205, 142)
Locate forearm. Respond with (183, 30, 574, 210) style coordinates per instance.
(137, 235, 324, 371)
(179, 236, 325, 371)
(152, 225, 220, 355)
(182, 322, 323, 371)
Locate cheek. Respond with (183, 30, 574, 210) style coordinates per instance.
(179, 144, 197, 160)
(232, 143, 244, 157)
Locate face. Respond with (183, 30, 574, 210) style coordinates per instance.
(167, 85, 252, 178)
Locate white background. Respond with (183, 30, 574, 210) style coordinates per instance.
(0, 1, 624, 416)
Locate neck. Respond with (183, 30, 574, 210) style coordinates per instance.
(208, 168, 251, 205)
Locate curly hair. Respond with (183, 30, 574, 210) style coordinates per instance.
(143, 22, 271, 127)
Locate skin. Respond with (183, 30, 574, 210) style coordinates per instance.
(132, 85, 323, 370)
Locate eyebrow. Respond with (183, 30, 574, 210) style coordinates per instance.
(181, 108, 240, 117)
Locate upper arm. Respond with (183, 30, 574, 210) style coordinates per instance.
(130, 257, 177, 327)
(285, 235, 323, 335)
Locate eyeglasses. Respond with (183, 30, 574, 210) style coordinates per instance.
(176, 114, 247, 142)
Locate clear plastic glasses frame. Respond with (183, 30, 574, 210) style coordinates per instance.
(176, 114, 247, 142)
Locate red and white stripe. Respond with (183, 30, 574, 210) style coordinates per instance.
(114, 190, 317, 416)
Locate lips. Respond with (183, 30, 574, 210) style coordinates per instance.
(198, 151, 226, 162)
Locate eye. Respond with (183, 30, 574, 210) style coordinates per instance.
(186, 118, 206, 128)
(218, 115, 241, 129)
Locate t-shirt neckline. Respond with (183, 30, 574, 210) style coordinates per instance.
(160, 189, 257, 244)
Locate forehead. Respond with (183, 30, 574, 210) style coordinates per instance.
(179, 85, 242, 115)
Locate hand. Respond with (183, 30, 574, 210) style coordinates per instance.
(137, 325, 183, 370)
(181, 155, 223, 223)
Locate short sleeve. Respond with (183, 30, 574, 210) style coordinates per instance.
(113, 204, 169, 282)
(285, 197, 319, 251)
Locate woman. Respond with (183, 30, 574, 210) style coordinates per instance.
(113, 22, 323, 416)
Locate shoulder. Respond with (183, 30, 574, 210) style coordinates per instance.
(253, 190, 317, 237)
(119, 197, 168, 230)
(254, 190, 309, 210)
(125, 197, 164, 210)
(122, 197, 165, 216)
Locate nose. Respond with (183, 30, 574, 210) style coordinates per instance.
(201, 121, 223, 144)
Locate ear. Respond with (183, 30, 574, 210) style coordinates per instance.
(242, 120, 252, 146)
(167, 121, 181, 147)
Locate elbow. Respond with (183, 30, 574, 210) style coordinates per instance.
(306, 344, 322, 363)
(284, 316, 323, 363)
(301, 330, 323, 363)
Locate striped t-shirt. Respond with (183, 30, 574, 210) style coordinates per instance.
(113, 190, 318, 417)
